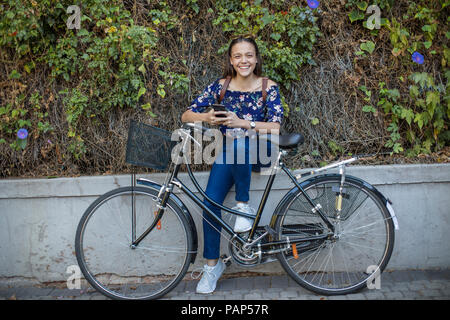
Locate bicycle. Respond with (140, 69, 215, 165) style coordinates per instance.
(75, 120, 399, 300)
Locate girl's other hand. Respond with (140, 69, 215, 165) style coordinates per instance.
(204, 108, 228, 126)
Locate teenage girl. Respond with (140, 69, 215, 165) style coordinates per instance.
(181, 36, 283, 294)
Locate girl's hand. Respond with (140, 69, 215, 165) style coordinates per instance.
(203, 108, 228, 126)
(222, 111, 246, 128)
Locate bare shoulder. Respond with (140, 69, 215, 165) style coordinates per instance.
(263, 78, 278, 89)
(219, 78, 230, 85)
(267, 79, 277, 88)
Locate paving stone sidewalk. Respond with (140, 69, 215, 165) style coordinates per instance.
(1, 269, 449, 300)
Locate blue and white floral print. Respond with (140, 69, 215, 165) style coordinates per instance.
(188, 78, 283, 135)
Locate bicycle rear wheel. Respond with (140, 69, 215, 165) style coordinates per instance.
(75, 186, 195, 300)
(274, 175, 394, 295)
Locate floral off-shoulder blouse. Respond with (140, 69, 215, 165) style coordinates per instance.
(188, 78, 283, 136)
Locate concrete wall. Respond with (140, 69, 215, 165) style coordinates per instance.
(0, 163, 449, 285)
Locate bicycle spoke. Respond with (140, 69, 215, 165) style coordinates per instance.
(339, 239, 385, 254)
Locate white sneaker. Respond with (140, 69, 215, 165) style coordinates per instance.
(232, 202, 256, 233)
(195, 260, 226, 294)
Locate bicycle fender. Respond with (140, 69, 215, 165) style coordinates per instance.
(270, 174, 399, 231)
(136, 178, 198, 263)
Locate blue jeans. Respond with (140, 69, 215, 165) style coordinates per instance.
(202, 137, 252, 259)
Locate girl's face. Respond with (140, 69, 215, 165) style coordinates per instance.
(229, 41, 258, 79)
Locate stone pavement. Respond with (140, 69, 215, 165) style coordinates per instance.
(1, 269, 449, 300)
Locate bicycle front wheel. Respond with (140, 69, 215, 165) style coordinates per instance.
(75, 186, 195, 300)
(274, 175, 394, 295)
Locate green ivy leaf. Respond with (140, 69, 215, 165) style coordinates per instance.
(393, 143, 404, 153)
(157, 84, 166, 98)
(349, 10, 365, 23)
(409, 72, 433, 88)
(406, 129, 415, 143)
(9, 70, 21, 79)
(17, 138, 27, 150)
(147, 111, 157, 118)
(141, 103, 151, 110)
(423, 41, 432, 49)
(360, 41, 375, 54)
(409, 85, 420, 98)
(362, 105, 376, 113)
(388, 89, 401, 102)
(385, 140, 394, 148)
(137, 87, 146, 100)
(138, 64, 146, 74)
(270, 33, 281, 41)
(77, 29, 90, 37)
(392, 47, 402, 57)
(356, 2, 368, 11)
(382, 101, 393, 113)
(260, 11, 275, 27)
(400, 108, 415, 125)
(426, 91, 439, 117)
(421, 25, 432, 32)
(414, 113, 424, 129)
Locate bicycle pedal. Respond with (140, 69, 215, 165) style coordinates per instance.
(220, 254, 232, 267)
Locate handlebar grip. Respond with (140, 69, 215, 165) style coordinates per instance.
(182, 122, 210, 133)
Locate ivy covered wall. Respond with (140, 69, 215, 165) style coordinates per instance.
(0, 0, 448, 177)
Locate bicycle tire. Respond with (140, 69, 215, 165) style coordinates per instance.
(274, 175, 394, 295)
(75, 186, 195, 300)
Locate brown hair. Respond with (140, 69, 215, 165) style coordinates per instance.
(222, 36, 263, 78)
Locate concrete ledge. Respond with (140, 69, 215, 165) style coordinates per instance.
(1, 164, 449, 199)
(0, 163, 449, 285)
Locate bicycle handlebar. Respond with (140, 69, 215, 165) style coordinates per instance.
(182, 122, 210, 133)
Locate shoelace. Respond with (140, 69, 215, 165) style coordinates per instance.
(244, 206, 256, 215)
(191, 266, 214, 280)
(233, 204, 256, 215)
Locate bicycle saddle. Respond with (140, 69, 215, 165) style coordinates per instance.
(278, 133, 304, 149)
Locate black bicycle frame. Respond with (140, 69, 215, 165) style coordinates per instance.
(132, 149, 335, 250)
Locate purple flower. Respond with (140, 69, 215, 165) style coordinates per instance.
(17, 128, 28, 139)
(307, 0, 320, 9)
(412, 52, 424, 65)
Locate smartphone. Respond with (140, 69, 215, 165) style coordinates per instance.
(211, 104, 227, 117)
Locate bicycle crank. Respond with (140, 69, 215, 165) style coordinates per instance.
(228, 235, 260, 267)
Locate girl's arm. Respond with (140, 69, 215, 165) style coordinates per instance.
(223, 114, 280, 133)
(182, 109, 228, 126)
(181, 109, 208, 123)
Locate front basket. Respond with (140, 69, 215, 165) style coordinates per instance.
(125, 120, 177, 170)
